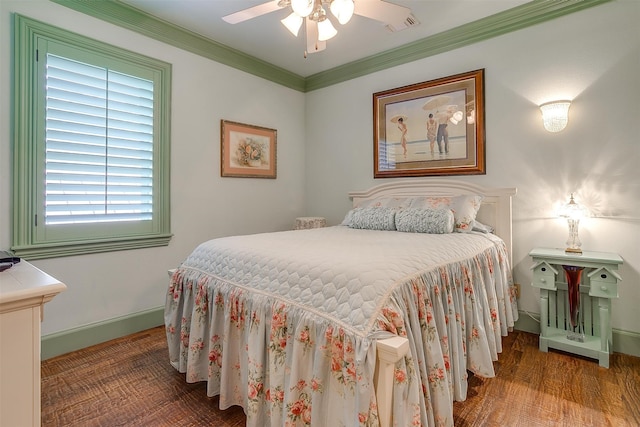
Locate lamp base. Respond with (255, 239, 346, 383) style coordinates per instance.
(565, 247, 582, 254)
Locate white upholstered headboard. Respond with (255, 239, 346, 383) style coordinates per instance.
(349, 179, 517, 264)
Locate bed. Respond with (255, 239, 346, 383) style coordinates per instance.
(165, 179, 518, 427)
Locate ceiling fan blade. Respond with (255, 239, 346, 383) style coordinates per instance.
(222, 0, 284, 24)
(305, 19, 326, 54)
(353, 0, 412, 25)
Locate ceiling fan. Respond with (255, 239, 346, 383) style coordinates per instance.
(222, 0, 418, 56)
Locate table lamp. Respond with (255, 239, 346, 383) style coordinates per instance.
(559, 193, 588, 254)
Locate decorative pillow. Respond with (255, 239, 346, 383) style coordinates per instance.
(395, 208, 454, 234)
(341, 197, 411, 226)
(349, 207, 397, 231)
(408, 195, 483, 232)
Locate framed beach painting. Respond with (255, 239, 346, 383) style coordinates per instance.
(373, 69, 485, 178)
(221, 120, 277, 178)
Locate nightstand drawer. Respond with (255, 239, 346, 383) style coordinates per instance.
(532, 269, 556, 290)
(589, 280, 619, 298)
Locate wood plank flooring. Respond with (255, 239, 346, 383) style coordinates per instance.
(41, 327, 640, 426)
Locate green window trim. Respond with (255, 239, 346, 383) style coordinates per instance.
(12, 14, 172, 260)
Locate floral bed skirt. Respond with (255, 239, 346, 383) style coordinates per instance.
(165, 233, 518, 426)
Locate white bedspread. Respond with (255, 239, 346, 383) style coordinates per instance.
(165, 226, 518, 427)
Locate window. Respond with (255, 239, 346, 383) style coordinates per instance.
(12, 15, 172, 259)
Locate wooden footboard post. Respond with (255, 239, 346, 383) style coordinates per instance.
(374, 336, 409, 427)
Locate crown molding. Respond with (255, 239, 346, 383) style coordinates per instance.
(51, 0, 612, 93)
(49, 0, 307, 91)
(304, 0, 613, 91)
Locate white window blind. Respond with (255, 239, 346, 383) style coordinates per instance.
(45, 54, 154, 225)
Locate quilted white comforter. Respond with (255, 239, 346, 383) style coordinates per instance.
(165, 226, 518, 426)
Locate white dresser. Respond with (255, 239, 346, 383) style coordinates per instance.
(0, 261, 67, 427)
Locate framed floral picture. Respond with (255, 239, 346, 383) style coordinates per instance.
(373, 69, 485, 178)
(221, 120, 277, 178)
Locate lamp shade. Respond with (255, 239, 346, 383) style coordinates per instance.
(330, 0, 354, 25)
(281, 12, 303, 36)
(540, 101, 571, 133)
(291, 0, 314, 17)
(317, 18, 337, 41)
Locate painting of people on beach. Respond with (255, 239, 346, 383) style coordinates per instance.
(374, 69, 485, 177)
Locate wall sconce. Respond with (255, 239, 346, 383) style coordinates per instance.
(540, 100, 571, 133)
(558, 193, 588, 254)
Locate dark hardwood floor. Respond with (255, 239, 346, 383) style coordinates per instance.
(41, 327, 640, 426)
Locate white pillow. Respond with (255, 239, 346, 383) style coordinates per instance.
(395, 208, 454, 234)
(357, 197, 410, 209)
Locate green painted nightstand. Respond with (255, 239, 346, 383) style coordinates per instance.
(529, 248, 623, 368)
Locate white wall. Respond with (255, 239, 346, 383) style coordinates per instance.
(1, 1, 638, 341)
(304, 1, 640, 335)
(0, 1, 307, 335)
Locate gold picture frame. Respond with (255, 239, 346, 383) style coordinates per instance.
(221, 120, 277, 179)
(373, 69, 485, 178)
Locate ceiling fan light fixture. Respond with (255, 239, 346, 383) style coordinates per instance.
(222, 0, 417, 57)
(291, 0, 314, 18)
(281, 12, 303, 36)
(330, 0, 354, 25)
(317, 17, 337, 41)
